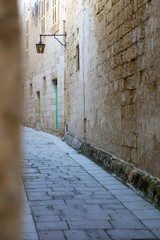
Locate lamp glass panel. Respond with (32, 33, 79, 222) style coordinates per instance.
(36, 43, 45, 53)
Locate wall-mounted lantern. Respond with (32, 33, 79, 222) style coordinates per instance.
(36, 41, 45, 54)
(36, 33, 67, 54)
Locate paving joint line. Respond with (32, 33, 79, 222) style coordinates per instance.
(66, 153, 159, 239)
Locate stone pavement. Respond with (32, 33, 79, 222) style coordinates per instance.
(21, 127, 160, 240)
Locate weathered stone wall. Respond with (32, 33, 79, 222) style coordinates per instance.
(65, 0, 160, 178)
(0, 0, 21, 239)
(64, 133, 160, 208)
(19, 0, 66, 135)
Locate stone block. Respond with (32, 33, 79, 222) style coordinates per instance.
(36, 221, 68, 231)
(68, 220, 112, 230)
(64, 133, 160, 208)
(107, 229, 156, 240)
(39, 231, 66, 240)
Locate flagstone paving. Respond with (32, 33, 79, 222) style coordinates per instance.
(22, 127, 160, 240)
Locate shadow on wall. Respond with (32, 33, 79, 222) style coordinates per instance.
(0, 1, 21, 240)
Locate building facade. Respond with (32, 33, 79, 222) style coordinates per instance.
(19, 0, 160, 179)
(65, 0, 160, 179)
(19, 0, 66, 135)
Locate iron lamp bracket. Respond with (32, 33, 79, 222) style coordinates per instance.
(39, 32, 67, 47)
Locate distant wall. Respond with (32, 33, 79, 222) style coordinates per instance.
(65, 0, 160, 178)
(19, 0, 66, 135)
(0, 0, 21, 239)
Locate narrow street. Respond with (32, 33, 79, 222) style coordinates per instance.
(22, 127, 160, 240)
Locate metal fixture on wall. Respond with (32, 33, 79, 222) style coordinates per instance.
(36, 33, 67, 54)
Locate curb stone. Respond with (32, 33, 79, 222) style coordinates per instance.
(63, 133, 160, 210)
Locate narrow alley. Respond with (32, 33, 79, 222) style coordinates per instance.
(22, 127, 160, 240)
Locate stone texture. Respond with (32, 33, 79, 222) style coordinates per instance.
(107, 229, 156, 240)
(22, 127, 160, 240)
(64, 132, 160, 208)
(19, 0, 160, 185)
(39, 231, 66, 240)
(65, 0, 160, 180)
(18, 0, 65, 135)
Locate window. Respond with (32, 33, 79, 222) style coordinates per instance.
(43, 77, 46, 93)
(36, 91, 41, 126)
(52, 79, 58, 129)
(30, 83, 33, 96)
(41, 0, 45, 34)
(52, 0, 59, 26)
(76, 44, 80, 71)
(26, 19, 29, 52)
(52, 78, 57, 86)
(37, 91, 40, 100)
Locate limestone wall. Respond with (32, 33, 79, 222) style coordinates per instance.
(0, 0, 21, 239)
(65, 0, 160, 178)
(19, 0, 66, 135)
